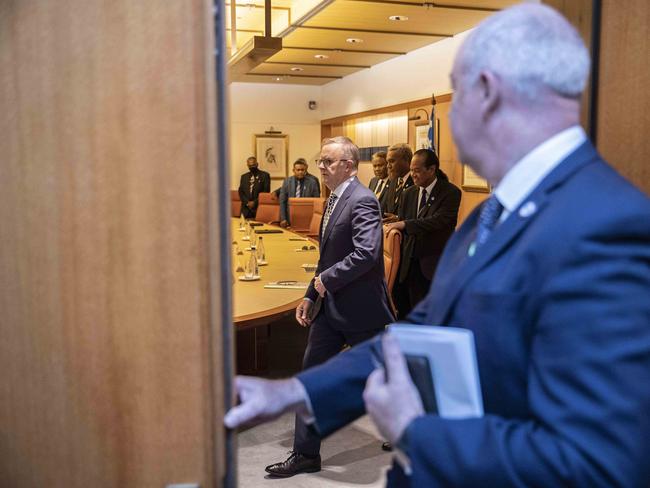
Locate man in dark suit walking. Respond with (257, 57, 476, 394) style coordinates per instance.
(226, 5, 650, 486)
(279, 158, 321, 227)
(238, 156, 270, 219)
(263, 136, 394, 478)
(368, 151, 389, 207)
(383, 143, 413, 219)
(385, 148, 461, 317)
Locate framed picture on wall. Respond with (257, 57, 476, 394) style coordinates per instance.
(462, 164, 490, 193)
(254, 134, 289, 179)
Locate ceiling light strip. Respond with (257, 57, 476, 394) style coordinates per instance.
(276, 0, 338, 39)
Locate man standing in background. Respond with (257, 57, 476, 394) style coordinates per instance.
(385, 148, 461, 318)
(238, 156, 270, 219)
(383, 143, 413, 220)
(279, 158, 321, 228)
(368, 151, 389, 209)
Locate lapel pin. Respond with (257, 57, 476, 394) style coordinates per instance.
(467, 242, 477, 257)
(519, 201, 537, 218)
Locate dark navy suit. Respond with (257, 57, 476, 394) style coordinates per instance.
(297, 141, 650, 486)
(294, 177, 394, 456)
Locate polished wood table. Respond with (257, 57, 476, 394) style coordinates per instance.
(232, 219, 318, 373)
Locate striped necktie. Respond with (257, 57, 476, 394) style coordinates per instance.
(321, 194, 339, 237)
(295, 179, 302, 198)
(418, 189, 428, 214)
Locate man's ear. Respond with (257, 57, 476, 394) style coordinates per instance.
(477, 70, 501, 120)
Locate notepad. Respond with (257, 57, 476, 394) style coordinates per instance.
(386, 324, 483, 418)
(264, 281, 309, 289)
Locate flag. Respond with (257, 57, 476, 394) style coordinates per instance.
(428, 94, 437, 155)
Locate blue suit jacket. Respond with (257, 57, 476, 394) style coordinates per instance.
(298, 141, 650, 487)
(279, 174, 321, 223)
(306, 177, 394, 331)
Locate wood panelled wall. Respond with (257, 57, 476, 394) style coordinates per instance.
(0, 1, 227, 487)
(596, 0, 649, 194)
(322, 95, 488, 225)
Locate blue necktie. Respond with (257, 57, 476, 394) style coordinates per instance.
(296, 180, 303, 198)
(475, 195, 503, 248)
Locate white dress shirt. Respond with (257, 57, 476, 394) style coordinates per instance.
(494, 125, 587, 221)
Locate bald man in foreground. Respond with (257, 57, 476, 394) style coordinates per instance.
(225, 5, 650, 486)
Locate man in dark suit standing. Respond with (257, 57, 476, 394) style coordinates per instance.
(383, 143, 413, 219)
(386, 148, 461, 318)
(279, 158, 321, 228)
(368, 151, 389, 207)
(238, 156, 270, 219)
(263, 136, 394, 478)
(225, 5, 650, 487)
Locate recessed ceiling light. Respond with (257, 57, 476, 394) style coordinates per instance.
(314, 54, 329, 60)
(389, 15, 408, 21)
(290, 67, 304, 72)
(346, 38, 363, 44)
(274, 77, 283, 81)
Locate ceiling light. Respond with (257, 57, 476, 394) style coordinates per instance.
(314, 54, 329, 60)
(346, 38, 363, 44)
(291, 67, 304, 72)
(274, 77, 283, 81)
(389, 15, 408, 21)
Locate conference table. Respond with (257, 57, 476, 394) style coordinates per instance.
(231, 219, 319, 371)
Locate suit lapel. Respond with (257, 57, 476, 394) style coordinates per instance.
(430, 141, 599, 325)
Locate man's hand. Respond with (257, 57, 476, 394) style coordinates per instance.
(247, 201, 255, 209)
(314, 274, 327, 297)
(363, 334, 425, 444)
(224, 376, 309, 430)
(382, 213, 398, 224)
(384, 221, 405, 233)
(296, 299, 313, 327)
(280, 220, 289, 228)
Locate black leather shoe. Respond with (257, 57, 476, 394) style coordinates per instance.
(265, 451, 321, 478)
(381, 441, 393, 451)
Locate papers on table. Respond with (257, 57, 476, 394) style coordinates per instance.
(264, 281, 310, 289)
(387, 323, 484, 418)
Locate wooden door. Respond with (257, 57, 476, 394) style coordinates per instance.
(0, 1, 231, 486)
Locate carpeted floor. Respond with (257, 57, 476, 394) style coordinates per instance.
(236, 413, 392, 487)
(234, 315, 392, 487)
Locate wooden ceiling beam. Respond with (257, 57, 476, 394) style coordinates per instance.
(298, 25, 453, 37)
(246, 73, 342, 79)
(283, 46, 407, 55)
(265, 61, 371, 68)
(344, 0, 501, 13)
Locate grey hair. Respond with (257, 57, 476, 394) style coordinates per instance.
(387, 143, 413, 164)
(459, 4, 590, 100)
(322, 136, 360, 167)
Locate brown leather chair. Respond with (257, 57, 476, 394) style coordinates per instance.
(288, 197, 321, 233)
(306, 198, 326, 240)
(255, 192, 281, 224)
(383, 227, 403, 317)
(231, 190, 241, 217)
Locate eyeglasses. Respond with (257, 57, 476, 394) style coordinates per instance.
(316, 158, 351, 168)
(301, 245, 317, 251)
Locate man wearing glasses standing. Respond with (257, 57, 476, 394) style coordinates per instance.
(264, 136, 394, 478)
